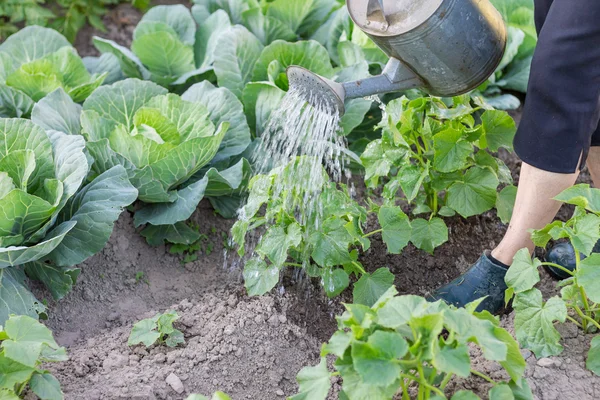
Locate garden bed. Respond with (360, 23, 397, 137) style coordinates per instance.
(16, 1, 600, 399)
(41, 173, 600, 400)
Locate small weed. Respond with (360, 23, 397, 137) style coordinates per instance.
(222, 232, 234, 250)
(183, 253, 198, 264)
(205, 242, 214, 256)
(169, 229, 217, 265)
(135, 271, 149, 285)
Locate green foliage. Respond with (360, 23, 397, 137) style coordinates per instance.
(91, 2, 373, 138)
(232, 157, 403, 299)
(483, 0, 537, 109)
(0, 1, 56, 42)
(51, 0, 119, 43)
(0, 118, 137, 324)
(128, 310, 185, 348)
(0, 1, 148, 43)
(362, 95, 516, 254)
(0, 26, 106, 111)
(0, 315, 67, 399)
(505, 185, 600, 373)
(291, 287, 532, 400)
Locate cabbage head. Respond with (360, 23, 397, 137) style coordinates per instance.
(0, 26, 106, 118)
(77, 79, 252, 241)
(0, 118, 137, 323)
(82, 78, 228, 203)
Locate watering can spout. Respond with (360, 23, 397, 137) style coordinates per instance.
(287, 58, 422, 116)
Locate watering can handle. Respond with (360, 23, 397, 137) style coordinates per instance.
(367, 0, 387, 21)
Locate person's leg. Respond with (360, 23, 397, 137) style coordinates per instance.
(492, 0, 600, 264)
(587, 147, 600, 187)
(428, 0, 600, 313)
(490, 163, 579, 265)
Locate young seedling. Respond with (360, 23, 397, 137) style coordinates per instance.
(291, 287, 532, 400)
(505, 184, 600, 373)
(128, 311, 184, 348)
(134, 272, 149, 285)
(0, 315, 68, 399)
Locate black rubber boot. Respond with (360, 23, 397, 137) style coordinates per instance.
(545, 240, 600, 280)
(427, 252, 508, 314)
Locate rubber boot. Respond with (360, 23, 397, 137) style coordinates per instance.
(427, 252, 508, 314)
(545, 240, 600, 280)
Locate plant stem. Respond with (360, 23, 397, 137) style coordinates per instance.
(285, 262, 303, 268)
(363, 229, 383, 238)
(470, 369, 497, 385)
(574, 306, 589, 332)
(425, 367, 438, 400)
(575, 252, 594, 328)
(413, 133, 423, 157)
(352, 261, 366, 274)
(566, 315, 583, 328)
(417, 363, 425, 400)
(540, 262, 575, 277)
(399, 378, 410, 400)
(432, 191, 438, 216)
(400, 373, 446, 398)
(580, 286, 593, 318)
(440, 372, 454, 390)
(580, 313, 600, 331)
(16, 382, 26, 396)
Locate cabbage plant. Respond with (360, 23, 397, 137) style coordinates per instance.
(482, 0, 537, 109)
(0, 118, 137, 323)
(92, 5, 204, 88)
(0, 25, 106, 118)
(90, 1, 353, 90)
(30, 79, 251, 246)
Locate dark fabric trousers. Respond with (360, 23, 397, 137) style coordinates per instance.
(513, 0, 600, 173)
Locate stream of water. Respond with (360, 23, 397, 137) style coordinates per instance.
(224, 85, 357, 289)
(250, 86, 350, 227)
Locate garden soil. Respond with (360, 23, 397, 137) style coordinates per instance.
(33, 2, 600, 399)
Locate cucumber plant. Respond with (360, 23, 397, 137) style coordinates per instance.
(291, 287, 533, 400)
(0, 315, 67, 399)
(361, 94, 517, 254)
(232, 157, 412, 304)
(128, 310, 185, 348)
(504, 184, 600, 373)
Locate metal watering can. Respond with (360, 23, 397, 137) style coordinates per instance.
(287, 0, 507, 115)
